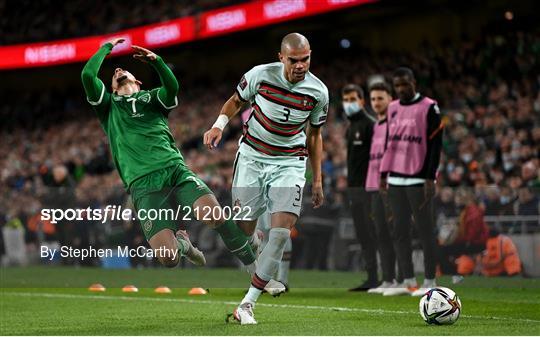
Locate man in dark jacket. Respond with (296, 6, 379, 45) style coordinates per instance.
(342, 84, 379, 291)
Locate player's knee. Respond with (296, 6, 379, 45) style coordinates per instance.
(237, 220, 257, 236)
(270, 214, 297, 230)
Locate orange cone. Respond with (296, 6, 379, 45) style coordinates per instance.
(122, 285, 139, 293)
(88, 283, 106, 292)
(188, 287, 207, 295)
(154, 286, 172, 294)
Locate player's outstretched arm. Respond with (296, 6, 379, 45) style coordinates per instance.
(203, 92, 245, 150)
(307, 125, 324, 208)
(81, 38, 124, 104)
(132, 45, 179, 109)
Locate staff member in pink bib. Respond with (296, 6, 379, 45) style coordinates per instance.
(379, 67, 444, 296)
(364, 82, 401, 294)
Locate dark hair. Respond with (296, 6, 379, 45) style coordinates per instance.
(341, 84, 364, 99)
(393, 67, 415, 81)
(368, 82, 392, 94)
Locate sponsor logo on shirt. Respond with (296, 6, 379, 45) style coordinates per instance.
(239, 75, 248, 90)
(143, 220, 153, 233)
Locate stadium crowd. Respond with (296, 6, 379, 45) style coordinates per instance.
(1, 29, 539, 269)
(0, 0, 248, 45)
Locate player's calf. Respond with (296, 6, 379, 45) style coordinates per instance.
(148, 228, 205, 267)
(192, 195, 257, 269)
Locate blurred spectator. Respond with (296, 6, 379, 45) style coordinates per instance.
(434, 187, 457, 217)
(480, 230, 522, 277)
(438, 188, 488, 278)
(515, 187, 540, 232)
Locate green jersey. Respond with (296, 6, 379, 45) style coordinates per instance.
(81, 43, 183, 188)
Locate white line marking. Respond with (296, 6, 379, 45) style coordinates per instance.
(3, 291, 540, 324)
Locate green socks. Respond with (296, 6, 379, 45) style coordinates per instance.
(214, 219, 256, 265)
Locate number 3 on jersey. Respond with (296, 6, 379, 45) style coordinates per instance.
(281, 108, 291, 122)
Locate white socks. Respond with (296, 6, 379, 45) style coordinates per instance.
(422, 278, 436, 287)
(241, 228, 291, 304)
(404, 277, 418, 287)
(402, 278, 436, 288)
(243, 287, 261, 306)
(246, 262, 257, 275)
(277, 236, 292, 285)
(255, 228, 290, 280)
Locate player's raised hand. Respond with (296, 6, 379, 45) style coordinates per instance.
(107, 38, 125, 47)
(312, 183, 324, 209)
(203, 128, 223, 150)
(132, 45, 157, 62)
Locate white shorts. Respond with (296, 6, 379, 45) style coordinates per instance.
(232, 151, 306, 220)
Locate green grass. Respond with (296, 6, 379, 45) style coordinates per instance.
(1, 266, 539, 335)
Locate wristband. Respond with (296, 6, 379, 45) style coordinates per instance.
(212, 114, 229, 131)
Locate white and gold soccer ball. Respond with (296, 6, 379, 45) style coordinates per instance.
(419, 287, 462, 325)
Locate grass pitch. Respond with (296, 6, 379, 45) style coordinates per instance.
(1, 266, 539, 335)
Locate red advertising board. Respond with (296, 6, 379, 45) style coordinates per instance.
(199, 0, 375, 38)
(0, 0, 375, 70)
(0, 17, 196, 69)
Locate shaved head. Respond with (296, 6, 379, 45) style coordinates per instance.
(281, 33, 310, 53)
(279, 33, 311, 83)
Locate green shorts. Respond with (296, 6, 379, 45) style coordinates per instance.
(129, 164, 213, 240)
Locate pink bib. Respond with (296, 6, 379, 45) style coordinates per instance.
(379, 97, 435, 175)
(365, 120, 387, 191)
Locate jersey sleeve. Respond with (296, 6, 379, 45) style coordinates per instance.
(150, 56, 179, 111)
(148, 87, 178, 116)
(235, 66, 261, 102)
(309, 86, 329, 128)
(88, 81, 111, 122)
(425, 103, 443, 179)
(81, 44, 112, 120)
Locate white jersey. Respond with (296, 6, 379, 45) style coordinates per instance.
(235, 62, 329, 163)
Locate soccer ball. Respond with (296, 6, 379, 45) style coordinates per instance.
(419, 287, 461, 325)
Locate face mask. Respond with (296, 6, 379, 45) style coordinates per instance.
(503, 161, 514, 172)
(343, 102, 361, 117)
(485, 156, 496, 166)
(461, 153, 473, 163)
(534, 100, 540, 113)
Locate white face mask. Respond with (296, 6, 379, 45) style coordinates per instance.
(461, 153, 473, 163)
(343, 101, 361, 117)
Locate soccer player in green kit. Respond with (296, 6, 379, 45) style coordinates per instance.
(81, 38, 260, 270)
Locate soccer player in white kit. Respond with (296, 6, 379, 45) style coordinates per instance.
(204, 33, 328, 324)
